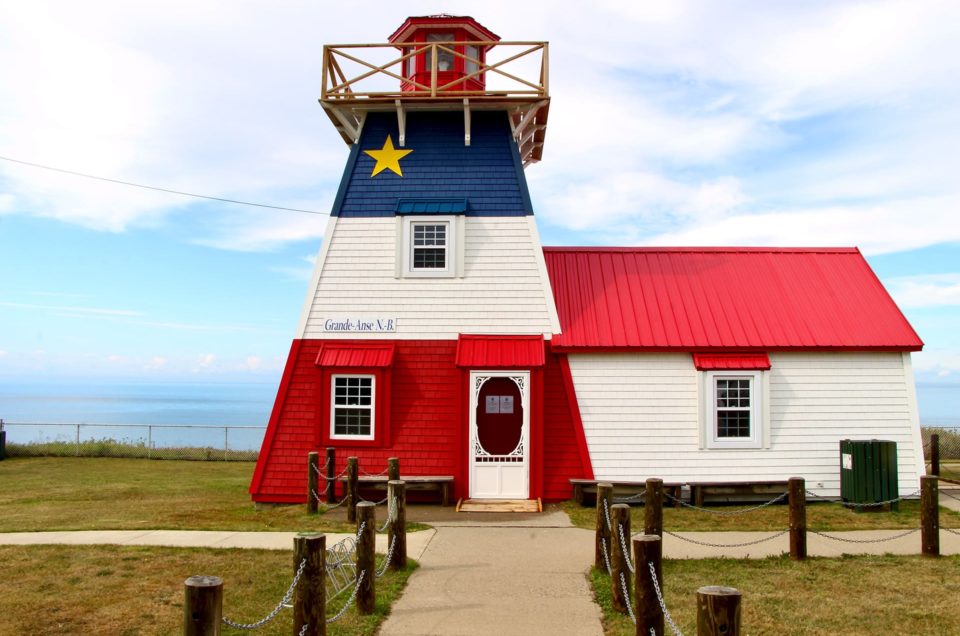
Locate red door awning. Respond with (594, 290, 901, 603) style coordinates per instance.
(316, 343, 396, 368)
(455, 334, 545, 368)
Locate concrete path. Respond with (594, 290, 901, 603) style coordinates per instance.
(379, 509, 603, 636)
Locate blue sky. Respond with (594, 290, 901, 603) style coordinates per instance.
(1, 0, 959, 387)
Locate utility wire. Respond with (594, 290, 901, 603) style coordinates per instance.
(0, 155, 327, 216)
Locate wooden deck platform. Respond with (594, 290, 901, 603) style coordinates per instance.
(456, 498, 542, 513)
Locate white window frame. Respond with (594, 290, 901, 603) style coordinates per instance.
(703, 370, 764, 449)
(330, 374, 376, 441)
(399, 215, 459, 278)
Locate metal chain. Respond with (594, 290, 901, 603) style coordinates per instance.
(326, 570, 366, 624)
(222, 558, 307, 630)
(377, 534, 397, 578)
(320, 467, 348, 482)
(648, 562, 684, 636)
(356, 520, 367, 541)
(664, 491, 787, 516)
(614, 491, 646, 504)
(600, 534, 613, 575)
(603, 498, 613, 531)
(943, 526, 960, 536)
(378, 497, 397, 533)
(324, 497, 347, 511)
(359, 495, 389, 506)
(663, 528, 790, 548)
(360, 467, 390, 477)
(809, 528, 918, 544)
(618, 522, 635, 573)
(939, 488, 960, 502)
(805, 489, 920, 508)
(619, 571, 637, 626)
(299, 623, 309, 636)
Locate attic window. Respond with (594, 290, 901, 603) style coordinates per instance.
(398, 214, 461, 278)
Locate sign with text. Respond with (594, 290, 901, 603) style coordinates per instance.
(321, 317, 397, 333)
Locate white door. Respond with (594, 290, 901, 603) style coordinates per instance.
(469, 371, 530, 499)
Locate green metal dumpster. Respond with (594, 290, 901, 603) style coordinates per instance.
(839, 439, 899, 510)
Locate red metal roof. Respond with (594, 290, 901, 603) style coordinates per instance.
(542, 247, 923, 351)
(315, 343, 395, 368)
(455, 334, 545, 367)
(693, 353, 771, 370)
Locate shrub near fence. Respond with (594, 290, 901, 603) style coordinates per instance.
(0, 421, 265, 461)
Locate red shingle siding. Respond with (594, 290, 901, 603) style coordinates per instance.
(541, 350, 591, 501)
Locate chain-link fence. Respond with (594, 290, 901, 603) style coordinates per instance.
(0, 421, 264, 461)
(923, 426, 960, 481)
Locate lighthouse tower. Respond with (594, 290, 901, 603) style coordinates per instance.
(250, 16, 591, 504)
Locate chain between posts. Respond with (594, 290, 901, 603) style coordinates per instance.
(648, 562, 684, 636)
(619, 571, 637, 625)
(939, 488, 960, 502)
(360, 467, 390, 477)
(809, 528, 919, 544)
(664, 491, 788, 515)
(221, 558, 306, 630)
(943, 527, 960, 536)
(326, 570, 366, 624)
(804, 489, 920, 508)
(299, 623, 309, 636)
(600, 532, 612, 575)
(377, 535, 397, 578)
(663, 528, 790, 548)
(617, 522, 635, 573)
(378, 497, 397, 533)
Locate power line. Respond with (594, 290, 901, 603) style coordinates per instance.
(0, 155, 327, 216)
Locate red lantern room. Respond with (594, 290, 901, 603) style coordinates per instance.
(389, 14, 500, 93)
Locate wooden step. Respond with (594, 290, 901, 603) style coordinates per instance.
(456, 498, 542, 513)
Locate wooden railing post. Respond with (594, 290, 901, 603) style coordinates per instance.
(346, 456, 359, 523)
(388, 480, 407, 570)
(633, 534, 663, 636)
(644, 478, 664, 537)
(930, 433, 940, 476)
(388, 457, 400, 482)
(921, 475, 940, 557)
(293, 533, 327, 636)
(697, 586, 741, 636)
(356, 502, 376, 614)
(307, 452, 320, 514)
(183, 575, 223, 636)
(325, 447, 337, 504)
(595, 483, 613, 570)
(788, 477, 806, 560)
(610, 503, 631, 614)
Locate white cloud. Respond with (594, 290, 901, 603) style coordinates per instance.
(145, 356, 168, 370)
(195, 353, 217, 372)
(0, 301, 143, 317)
(193, 209, 328, 252)
(887, 274, 960, 308)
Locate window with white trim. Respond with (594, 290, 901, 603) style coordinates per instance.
(705, 371, 762, 449)
(330, 375, 375, 440)
(412, 223, 447, 269)
(400, 215, 458, 277)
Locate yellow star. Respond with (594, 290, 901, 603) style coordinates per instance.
(363, 135, 413, 177)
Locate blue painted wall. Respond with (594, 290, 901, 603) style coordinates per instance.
(332, 110, 533, 217)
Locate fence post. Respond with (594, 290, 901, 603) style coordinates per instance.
(388, 479, 407, 570)
(644, 478, 663, 537)
(76, 423, 81, 457)
(347, 456, 359, 523)
(147, 424, 152, 460)
(325, 447, 337, 504)
(696, 586, 741, 636)
(921, 475, 939, 557)
(356, 501, 376, 614)
(0, 419, 5, 461)
(930, 433, 940, 476)
(388, 457, 400, 482)
(307, 452, 320, 514)
(183, 575, 223, 636)
(595, 483, 613, 570)
(788, 477, 806, 561)
(293, 533, 326, 636)
(633, 534, 663, 636)
(610, 503, 631, 614)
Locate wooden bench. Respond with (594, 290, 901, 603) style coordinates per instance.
(340, 475, 454, 506)
(569, 479, 684, 507)
(688, 481, 789, 506)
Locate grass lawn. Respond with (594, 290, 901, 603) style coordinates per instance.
(0, 544, 416, 635)
(0, 457, 360, 532)
(561, 496, 960, 532)
(591, 554, 960, 635)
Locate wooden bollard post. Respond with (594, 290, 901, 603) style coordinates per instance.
(293, 533, 327, 636)
(356, 501, 376, 614)
(930, 433, 940, 476)
(696, 586, 741, 636)
(644, 478, 663, 537)
(633, 534, 663, 636)
(346, 456, 359, 523)
(307, 452, 320, 514)
(595, 483, 614, 570)
(388, 457, 400, 482)
(921, 475, 940, 556)
(183, 575, 223, 636)
(388, 479, 407, 570)
(788, 477, 806, 561)
(610, 503, 631, 614)
(325, 447, 337, 504)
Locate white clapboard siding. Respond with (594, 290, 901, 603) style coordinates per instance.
(568, 351, 925, 497)
(298, 216, 560, 339)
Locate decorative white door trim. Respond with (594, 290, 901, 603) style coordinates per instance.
(468, 370, 530, 499)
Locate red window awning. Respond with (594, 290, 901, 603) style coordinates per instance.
(316, 343, 396, 368)
(692, 353, 771, 370)
(455, 334, 545, 368)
